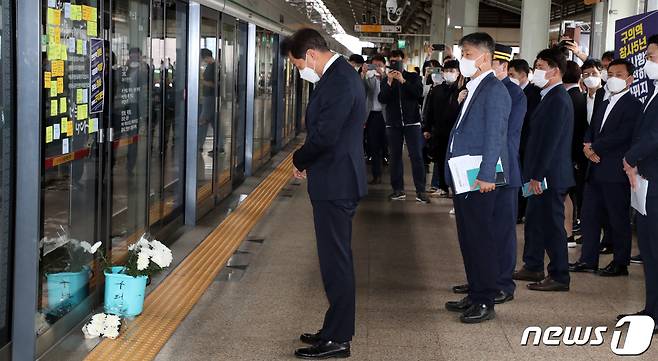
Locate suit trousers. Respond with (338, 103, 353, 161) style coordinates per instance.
(311, 199, 359, 343)
(522, 188, 571, 285)
(494, 187, 518, 295)
(635, 195, 658, 319)
(366, 111, 387, 178)
(579, 181, 632, 266)
(387, 125, 426, 193)
(453, 189, 499, 306)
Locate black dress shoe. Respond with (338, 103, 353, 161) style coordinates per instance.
(527, 277, 569, 292)
(460, 304, 496, 324)
(295, 340, 350, 359)
(445, 296, 472, 312)
(494, 291, 514, 304)
(512, 268, 545, 282)
(599, 245, 614, 254)
(617, 310, 648, 320)
(452, 284, 469, 294)
(569, 261, 597, 273)
(598, 262, 629, 277)
(300, 331, 322, 345)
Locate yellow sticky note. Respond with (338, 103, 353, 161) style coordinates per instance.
(51, 60, 64, 77)
(82, 5, 91, 21)
(87, 21, 97, 37)
(90, 7, 97, 21)
(47, 8, 61, 26)
(46, 126, 53, 144)
(67, 120, 73, 135)
(70, 5, 82, 21)
(61, 118, 68, 136)
(50, 81, 57, 98)
(47, 26, 61, 44)
(44, 72, 52, 88)
(78, 104, 88, 120)
(88, 118, 96, 133)
(76, 39, 83, 55)
(47, 43, 60, 61)
(56, 77, 64, 94)
(50, 100, 58, 117)
(60, 43, 68, 61)
(59, 97, 67, 114)
(76, 89, 83, 104)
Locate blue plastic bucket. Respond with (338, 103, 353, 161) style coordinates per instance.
(45, 266, 91, 316)
(103, 266, 148, 317)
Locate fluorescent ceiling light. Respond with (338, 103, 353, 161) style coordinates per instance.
(454, 25, 462, 29)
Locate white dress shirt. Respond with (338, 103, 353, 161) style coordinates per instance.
(520, 81, 529, 90)
(450, 70, 495, 152)
(321, 53, 340, 78)
(540, 81, 563, 99)
(600, 89, 629, 131)
(586, 91, 597, 124)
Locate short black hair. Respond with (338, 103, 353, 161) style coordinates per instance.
(608, 58, 635, 76)
(536, 47, 567, 74)
(459, 32, 495, 56)
(390, 49, 405, 59)
(280, 28, 329, 59)
(349, 54, 365, 64)
(562, 60, 582, 84)
(509, 59, 530, 75)
(200, 48, 213, 59)
(443, 59, 460, 70)
(649, 34, 658, 46)
(371, 54, 386, 63)
(601, 51, 615, 61)
(581, 58, 602, 71)
(429, 59, 441, 68)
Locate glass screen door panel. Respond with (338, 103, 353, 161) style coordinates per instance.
(232, 21, 248, 184)
(197, 12, 218, 202)
(217, 15, 235, 188)
(148, 1, 165, 229)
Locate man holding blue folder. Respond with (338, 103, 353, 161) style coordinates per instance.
(444, 32, 511, 323)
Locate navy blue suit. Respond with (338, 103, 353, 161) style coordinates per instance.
(579, 92, 641, 267)
(522, 84, 575, 285)
(446, 72, 511, 306)
(494, 77, 526, 295)
(624, 89, 658, 321)
(292, 56, 367, 343)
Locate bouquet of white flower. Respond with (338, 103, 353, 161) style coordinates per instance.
(81, 313, 122, 339)
(120, 234, 173, 277)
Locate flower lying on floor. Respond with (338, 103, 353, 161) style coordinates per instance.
(82, 313, 122, 339)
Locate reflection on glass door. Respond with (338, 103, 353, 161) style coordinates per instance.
(283, 58, 297, 145)
(217, 15, 235, 188)
(197, 10, 218, 202)
(232, 21, 248, 185)
(109, 0, 150, 263)
(38, 0, 102, 336)
(253, 28, 275, 171)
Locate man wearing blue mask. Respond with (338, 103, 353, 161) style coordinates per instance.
(280, 29, 367, 359)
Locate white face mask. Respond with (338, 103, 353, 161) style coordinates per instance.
(583, 76, 601, 89)
(459, 54, 483, 78)
(600, 71, 608, 82)
(606, 76, 629, 94)
(527, 70, 534, 83)
(299, 52, 320, 84)
(531, 68, 550, 88)
(431, 73, 443, 84)
(644, 59, 658, 80)
(443, 72, 458, 83)
(509, 77, 520, 86)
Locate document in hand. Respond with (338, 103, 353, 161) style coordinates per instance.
(522, 178, 549, 197)
(448, 155, 505, 195)
(631, 174, 648, 216)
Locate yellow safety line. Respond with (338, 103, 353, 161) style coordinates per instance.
(85, 153, 294, 361)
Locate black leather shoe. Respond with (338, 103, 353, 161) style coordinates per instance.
(617, 310, 648, 320)
(295, 340, 350, 359)
(494, 291, 514, 304)
(599, 245, 614, 254)
(569, 261, 597, 273)
(598, 262, 629, 277)
(512, 268, 545, 282)
(527, 277, 570, 292)
(445, 296, 472, 312)
(300, 331, 322, 345)
(459, 304, 496, 324)
(452, 284, 469, 294)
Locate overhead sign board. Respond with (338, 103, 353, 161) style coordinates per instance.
(360, 36, 395, 44)
(354, 24, 401, 33)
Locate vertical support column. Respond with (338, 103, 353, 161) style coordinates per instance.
(590, 2, 606, 61)
(447, 0, 478, 45)
(649, 0, 658, 11)
(462, 0, 479, 36)
(245, 23, 256, 176)
(185, 2, 200, 225)
(520, 0, 551, 62)
(429, 0, 446, 45)
(13, 0, 41, 359)
(601, 0, 640, 53)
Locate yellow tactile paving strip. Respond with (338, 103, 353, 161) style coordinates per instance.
(85, 153, 294, 361)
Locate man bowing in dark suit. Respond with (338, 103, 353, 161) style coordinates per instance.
(444, 32, 511, 323)
(513, 47, 575, 291)
(280, 29, 368, 359)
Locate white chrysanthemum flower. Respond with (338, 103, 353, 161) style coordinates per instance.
(89, 241, 102, 254)
(104, 314, 121, 328)
(103, 326, 120, 339)
(79, 241, 93, 253)
(84, 322, 102, 337)
(149, 241, 173, 268)
(136, 248, 151, 271)
(90, 313, 106, 324)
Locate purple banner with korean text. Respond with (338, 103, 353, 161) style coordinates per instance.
(615, 11, 658, 104)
